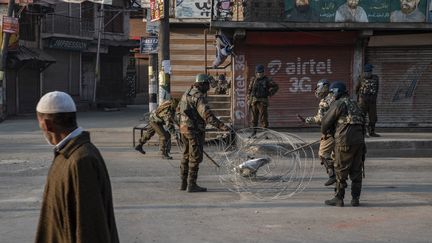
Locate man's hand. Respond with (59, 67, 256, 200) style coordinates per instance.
(296, 114, 306, 123)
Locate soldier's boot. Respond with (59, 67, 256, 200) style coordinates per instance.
(161, 149, 173, 160)
(368, 124, 380, 137)
(325, 182, 345, 207)
(187, 170, 207, 193)
(179, 164, 188, 191)
(351, 181, 362, 207)
(324, 168, 337, 186)
(322, 158, 336, 186)
(134, 143, 146, 154)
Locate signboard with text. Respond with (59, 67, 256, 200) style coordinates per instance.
(140, 36, 158, 54)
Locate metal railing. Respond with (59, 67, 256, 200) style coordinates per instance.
(42, 14, 94, 38)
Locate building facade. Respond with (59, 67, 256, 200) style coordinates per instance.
(210, 0, 432, 128)
(4, 0, 137, 116)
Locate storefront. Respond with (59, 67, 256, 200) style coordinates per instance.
(233, 31, 358, 128)
(366, 33, 432, 127)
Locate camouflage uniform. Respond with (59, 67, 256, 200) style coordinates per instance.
(178, 86, 226, 191)
(247, 76, 279, 129)
(321, 94, 366, 206)
(305, 93, 336, 184)
(356, 74, 379, 135)
(138, 100, 176, 156)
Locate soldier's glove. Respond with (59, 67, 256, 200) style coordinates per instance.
(296, 114, 306, 123)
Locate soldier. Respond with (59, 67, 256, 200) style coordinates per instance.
(247, 64, 279, 137)
(321, 81, 366, 207)
(356, 63, 380, 137)
(178, 74, 230, 192)
(214, 74, 230, 95)
(297, 79, 336, 186)
(135, 98, 179, 159)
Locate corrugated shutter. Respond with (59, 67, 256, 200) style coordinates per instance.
(366, 47, 432, 127)
(170, 28, 232, 98)
(243, 44, 354, 128)
(18, 68, 40, 114)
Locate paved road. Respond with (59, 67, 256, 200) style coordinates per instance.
(1, 107, 432, 243)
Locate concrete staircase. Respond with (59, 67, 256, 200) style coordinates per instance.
(206, 93, 232, 139)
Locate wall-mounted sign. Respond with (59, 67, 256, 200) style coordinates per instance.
(2, 16, 19, 34)
(150, 0, 164, 21)
(47, 38, 88, 51)
(175, 0, 211, 19)
(140, 36, 158, 54)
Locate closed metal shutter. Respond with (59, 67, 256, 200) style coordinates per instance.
(18, 68, 40, 114)
(243, 44, 354, 128)
(366, 47, 432, 127)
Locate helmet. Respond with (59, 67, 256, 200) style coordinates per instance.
(314, 79, 330, 99)
(255, 64, 265, 73)
(329, 81, 347, 99)
(195, 73, 210, 83)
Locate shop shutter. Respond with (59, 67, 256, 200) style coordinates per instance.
(366, 47, 432, 127)
(244, 44, 354, 128)
(18, 68, 40, 114)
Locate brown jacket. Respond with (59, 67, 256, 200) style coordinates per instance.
(35, 131, 119, 243)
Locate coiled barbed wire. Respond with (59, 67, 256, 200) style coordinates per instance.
(177, 127, 317, 200)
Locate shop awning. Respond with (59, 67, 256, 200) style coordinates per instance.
(9, 46, 56, 71)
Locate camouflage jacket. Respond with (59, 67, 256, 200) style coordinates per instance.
(178, 86, 225, 134)
(149, 100, 176, 134)
(356, 75, 379, 97)
(305, 93, 334, 125)
(321, 95, 365, 146)
(247, 76, 279, 104)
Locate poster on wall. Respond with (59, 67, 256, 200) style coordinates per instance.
(175, 0, 211, 18)
(283, 0, 429, 23)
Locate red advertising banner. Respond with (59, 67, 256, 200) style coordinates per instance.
(150, 0, 164, 22)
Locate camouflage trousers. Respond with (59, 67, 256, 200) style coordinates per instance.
(319, 135, 335, 176)
(334, 143, 365, 199)
(139, 121, 171, 153)
(250, 101, 269, 128)
(180, 131, 205, 181)
(358, 96, 377, 124)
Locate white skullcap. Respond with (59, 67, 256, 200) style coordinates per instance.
(36, 91, 77, 114)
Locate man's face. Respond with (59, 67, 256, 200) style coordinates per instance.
(256, 72, 264, 79)
(347, 0, 359, 9)
(295, 0, 309, 6)
(295, 0, 310, 11)
(37, 114, 56, 145)
(400, 0, 419, 14)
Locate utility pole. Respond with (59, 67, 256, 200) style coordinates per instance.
(93, 2, 105, 107)
(148, 33, 158, 112)
(158, 0, 170, 103)
(0, 0, 15, 122)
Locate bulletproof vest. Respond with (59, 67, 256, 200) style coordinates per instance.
(337, 97, 365, 125)
(178, 88, 205, 130)
(252, 77, 269, 98)
(359, 75, 378, 96)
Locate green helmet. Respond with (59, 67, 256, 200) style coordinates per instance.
(195, 73, 210, 83)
